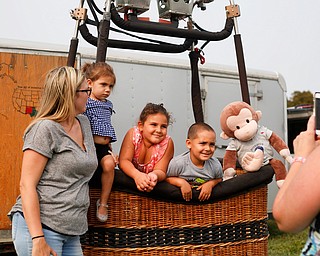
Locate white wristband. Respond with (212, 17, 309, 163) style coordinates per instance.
(291, 156, 306, 164)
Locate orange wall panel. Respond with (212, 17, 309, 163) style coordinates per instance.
(0, 52, 68, 229)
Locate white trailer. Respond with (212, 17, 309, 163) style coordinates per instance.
(0, 40, 287, 232)
(92, 51, 287, 214)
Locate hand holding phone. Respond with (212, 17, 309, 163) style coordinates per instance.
(314, 92, 320, 135)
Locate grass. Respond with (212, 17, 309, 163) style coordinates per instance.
(268, 218, 308, 256)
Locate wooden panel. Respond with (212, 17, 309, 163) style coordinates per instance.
(0, 52, 68, 229)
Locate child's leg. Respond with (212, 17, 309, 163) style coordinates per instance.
(98, 155, 115, 217)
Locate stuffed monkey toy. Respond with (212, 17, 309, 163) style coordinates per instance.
(220, 101, 292, 188)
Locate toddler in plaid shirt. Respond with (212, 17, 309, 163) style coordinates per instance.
(83, 62, 118, 222)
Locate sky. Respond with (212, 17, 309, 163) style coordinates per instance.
(1, 1, 320, 98)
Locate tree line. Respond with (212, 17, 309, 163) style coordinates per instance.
(287, 90, 313, 108)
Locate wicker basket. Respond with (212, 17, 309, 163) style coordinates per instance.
(81, 170, 269, 256)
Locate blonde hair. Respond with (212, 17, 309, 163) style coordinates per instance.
(25, 66, 85, 133)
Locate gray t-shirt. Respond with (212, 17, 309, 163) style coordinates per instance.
(167, 151, 223, 185)
(226, 125, 273, 166)
(9, 114, 98, 235)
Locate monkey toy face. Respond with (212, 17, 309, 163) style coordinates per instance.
(226, 107, 258, 141)
(220, 101, 262, 142)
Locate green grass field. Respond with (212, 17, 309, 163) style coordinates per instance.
(268, 219, 308, 256)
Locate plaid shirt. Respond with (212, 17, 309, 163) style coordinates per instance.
(84, 98, 117, 142)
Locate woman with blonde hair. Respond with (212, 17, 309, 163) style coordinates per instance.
(9, 66, 98, 256)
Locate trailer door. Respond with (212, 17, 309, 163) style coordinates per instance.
(202, 75, 258, 158)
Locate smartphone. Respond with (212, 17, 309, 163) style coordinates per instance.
(314, 92, 320, 135)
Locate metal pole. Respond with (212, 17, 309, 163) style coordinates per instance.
(67, 0, 85, 67)
(96, 0, 112, 62)
(229, 0, 239, 34)
(187, 17, 204, 123)
(229, 0, 250, 104)
(105, 0, 112, 13)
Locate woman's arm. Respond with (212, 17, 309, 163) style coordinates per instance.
(20, 149, 47, 238)
(273, 115, 320, 233)
(20, 149, 57, 255)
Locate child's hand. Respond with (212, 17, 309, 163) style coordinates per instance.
(197, 182, 212, 201)
(134, 172, 151, 192)
(147, 172, 158, 191)
(180, 181, 192, 201)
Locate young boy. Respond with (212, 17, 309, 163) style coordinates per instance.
(166, 122, 223, 201)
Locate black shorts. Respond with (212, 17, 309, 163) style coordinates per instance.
(95, 143, 112, 163)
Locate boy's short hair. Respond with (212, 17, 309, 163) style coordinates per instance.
(187, 122, 215, 139)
